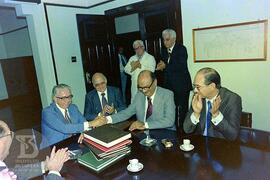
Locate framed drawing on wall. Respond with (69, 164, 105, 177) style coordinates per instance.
(192, 20, 268, 62)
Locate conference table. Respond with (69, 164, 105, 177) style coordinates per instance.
(33, 122, 270, 180)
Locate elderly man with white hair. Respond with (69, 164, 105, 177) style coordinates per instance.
(124, 40, 156, 102)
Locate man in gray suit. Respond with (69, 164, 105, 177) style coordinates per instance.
(93, 70, 176, 131)
(183, 67, 242, 140)
(0, 120, 69, 179)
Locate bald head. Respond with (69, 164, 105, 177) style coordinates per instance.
(138, 70, 157, 97)
(0, 120, 12, 161)
(92, 73, 107, 92)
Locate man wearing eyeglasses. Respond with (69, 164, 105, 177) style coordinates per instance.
(183, 67, 242, 140)
(0, 120, 69, 179)
(124, 40, 156, 102)
(156, 29, 192, 132)
(90, 70, 176, 131)
(41, 84, 105, 148)
(84, 73, 126, 120)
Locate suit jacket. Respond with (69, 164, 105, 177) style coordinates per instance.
(84, 86, 126, 120)
(124, 52, 156, 101)
(41, 102, 86, 148)
(0, 163, 64, 180)
(111, 87, 176, 130)
(183, 87, 242, 140)
(161, 43, 192, 93)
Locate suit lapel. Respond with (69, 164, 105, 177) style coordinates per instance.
(199, 99, 207, 132)
(52, 103, 67, 123)
(94, 90, 102, 112)
(107, 87, 113, 105)
(152, 87, 160, 118)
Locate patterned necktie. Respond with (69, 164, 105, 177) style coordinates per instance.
(64, 109, 71, 123)
(146, 97, 153, 120)
(204, 101, 212, 136)
(101, 93, 108, 108)
(167, 49, 172, 63)
(120, 55, 126, 66)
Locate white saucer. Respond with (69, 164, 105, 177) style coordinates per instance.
(180, 144, 194, 151)
(127, 162, 144, 172)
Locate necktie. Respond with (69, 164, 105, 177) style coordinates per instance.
(101, 93, 108, 108)
(120, 55, 126, 66)
(64, 109, 72, 123)
(204, 101, 212, 136)
(146, 97, 153, 120)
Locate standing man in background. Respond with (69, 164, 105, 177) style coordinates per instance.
(125, 40, 156, 102)
(118, 46, 128, 103)
(156, 29, 192, 131)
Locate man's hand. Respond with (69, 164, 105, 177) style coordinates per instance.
(212, 95, 221, 118)
(156, 60, 166, 71)
(129, 121, 145, 131)
(89, 116, 107, 128)
(78, 133, 84, 144)
(45, 146, 69, 173)
(130, 60, 141, 72)
(192, 93, 203, 118)
(103, 104, 115, 114)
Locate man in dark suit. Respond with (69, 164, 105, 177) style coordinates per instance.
(84, 73, 126, 120)
(0, 120, 69, 179)
(41, 84, 103, 148)
(183, 67, 242, 140)
(156, 29, 192, 131)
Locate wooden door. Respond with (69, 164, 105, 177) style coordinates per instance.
(77, 15, 119, 92)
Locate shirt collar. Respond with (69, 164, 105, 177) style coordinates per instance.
(0, 160, 6, 167)
(168, 43, 175, 53)
(97, 88, 108, 96)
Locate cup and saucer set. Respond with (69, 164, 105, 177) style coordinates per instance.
(179, 139, 194, 151)
(127, 159, 144, 172)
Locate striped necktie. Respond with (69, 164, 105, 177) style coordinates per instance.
(64, 109, 72, 123)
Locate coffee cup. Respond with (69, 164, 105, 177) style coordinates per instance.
(183, 139, 191, 149)
(129, 159, 139, 169)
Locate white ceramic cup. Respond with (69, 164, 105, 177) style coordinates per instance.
(129, 159, 139, 169)
(183, 139, 191, 149)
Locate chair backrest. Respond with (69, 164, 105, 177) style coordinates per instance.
(240, 111, 252, 128)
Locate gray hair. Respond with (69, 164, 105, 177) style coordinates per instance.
(92, 73, 107, 86)
(51, 84, 72, 100)
(162, 29, 176, 39)
(133, 40, 145, 49)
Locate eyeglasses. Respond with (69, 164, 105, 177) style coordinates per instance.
(133, 46, 142, 51)
(163, 38, 171, 42)
(0, 131, 14, 139)
(192, 84, 208, 91)
(94, 82, 106, 87)
(138, 80, 154, 91)
(56, 95, 73, 100)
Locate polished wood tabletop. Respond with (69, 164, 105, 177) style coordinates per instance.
(31, 124, 270, 180)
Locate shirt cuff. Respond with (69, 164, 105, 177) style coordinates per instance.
(211, 112, 224, 126)
(144, 122, 149, 129)
(41, 161, 46, 174)
(48, 171, 61, 177)
(191, 113, 200, 125)
(106, 116, 113, 124)
(83, 122, 92, 131)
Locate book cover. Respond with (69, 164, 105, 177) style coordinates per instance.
(83, 138, 132, 153)
(83, 124, 131, 148)
(78, 150, 129, 173)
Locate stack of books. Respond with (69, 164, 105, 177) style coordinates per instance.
(78, 124, 132, 172)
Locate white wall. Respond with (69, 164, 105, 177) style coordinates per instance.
(3, 28, 32, 58)
(181, 0, 270, 131)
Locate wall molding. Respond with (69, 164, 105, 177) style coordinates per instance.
(0, 25, 28, 35)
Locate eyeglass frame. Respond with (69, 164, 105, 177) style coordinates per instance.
(56, 94, 74, 100)
(192, 83, 210, 91)
(138, 79, 155, 91)
(133, 46, 143, 51)
(0, 131, 14, 139)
